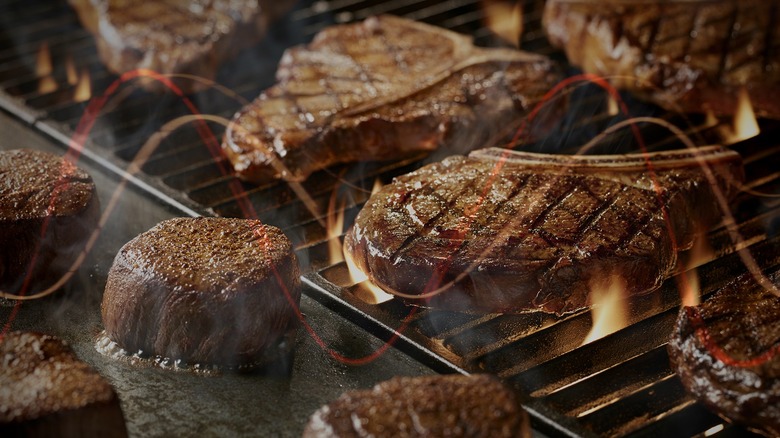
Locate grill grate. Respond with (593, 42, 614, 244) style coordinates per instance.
(2, 1, 779, 437)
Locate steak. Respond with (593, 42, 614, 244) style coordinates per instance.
(222, 15, 562, 183)
(0, 331, 127, 437)
(68, 0, 292, 93)
(543, 0, 780, 119)
(344, 146, 744, 315)
(101, 217, 300, 368)
(303, 374, 530, 438)
(668, 269, 780, 437)
(0, 149, 99, 299)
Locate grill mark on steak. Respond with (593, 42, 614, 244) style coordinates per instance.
(223, 15, 561, 183)
(544, 0, 780, 118)
(345, 146, 743, 315)
(669, 269, 780, 437)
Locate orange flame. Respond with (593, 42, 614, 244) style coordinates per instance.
(481, 0, 523, 47)
(677, 235, 714, 307)
(36, 42, 52, 77)
(371, 178, 383, 196)
(327, 194, 346, 266)
(65, 56, 78, 86)
(724, 87, 760, 143)
(74, 68, 91, 102)
(582, 274, 629, 345)
(36, 42, 57, 94)
(343, 248, 394, 304)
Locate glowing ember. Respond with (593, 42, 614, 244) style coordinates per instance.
(481, 0, 523, 47)
(65, 56, 78, 85)
(582, 274, 629, 345)
(677, 234, 714, 307)
(725, 87, 760, 143)
(343, 248, 394, 304)
(73, 68, 91, 102)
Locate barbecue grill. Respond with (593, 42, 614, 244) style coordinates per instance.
(1, 0, 778, 436)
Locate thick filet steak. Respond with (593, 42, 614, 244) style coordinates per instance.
(0, 149, 99, 298)
(102, 217, 300, 368)
(544, 0, 780, 119)
(668, 270, 780, 437)
(303, 374, 530, 438)
(0, 331, 127, 437)
(69, 0, 292, 93)
(222, 15, 561, 183)
(344, 146, 743, 315)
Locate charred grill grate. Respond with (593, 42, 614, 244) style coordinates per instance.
(2, 0, 779, 437)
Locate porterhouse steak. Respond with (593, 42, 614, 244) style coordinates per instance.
(222, 15, 561, 183)
(344, 146, 744, 315)
(668, 269, 780, 437)
(69, 0, 292, 93)
(543, 0, 780, 119)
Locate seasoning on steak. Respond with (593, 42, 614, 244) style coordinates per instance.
(303, 374, 530, 438)
(344, 146, 744, 315)
(0, 149, 99, 299)
(543, 0, 780, 119)
(68, 0, 293, 93)
(222, 15, 562, 183)
(101, 217, 300, 368)
(0, 331, 127, 437)
(668, 269, 780, 437)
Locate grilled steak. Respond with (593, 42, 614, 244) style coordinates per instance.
(303, 374, 530, 438)
(344, 146, 743, 315)
(101, 217, 300, 368)
(0, 149, 99, 299)
(68, 0, 292, 93)
(543, 0, 780, 119)
(0, 331, 127, 437)
(668, 269, 780, 437)
(222, 15, 561, 183)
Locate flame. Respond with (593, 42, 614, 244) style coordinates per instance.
(606, 95, 619, 116)
(327, 194, 346, 265)
(481, 0, 523, 47)
(371, 178, 384, 196)
(73, 68, 91, 102)
(65, 56, 78, 85)
(343, 247, 394, 304)
(36, 42, 57, 94)
(36, 42, 52, 77)
(724, 87, 760, 143)
(677, 234, 714, 307)
(582, 274, 629, 345)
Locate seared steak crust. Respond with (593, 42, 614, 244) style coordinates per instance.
(668, 270, 780, 437)
(303, 374, 530, 438)
(0, 331, 127, 437)
(101, 217, 300, 367)
(0, 149, 99, 298)
(544, 0, 780, 118)
(344, 146, 743, 315)
(223, 15, 561, 183)
(69, 0, 291, 93)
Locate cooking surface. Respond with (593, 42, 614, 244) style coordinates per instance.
(1, 0, 780, 437)
(0, 111, 435, 437)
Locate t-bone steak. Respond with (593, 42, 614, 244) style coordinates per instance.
(222, 15, 562, 183)
(344, 146, 744, 315)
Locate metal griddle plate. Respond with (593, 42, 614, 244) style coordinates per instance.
(0, 111, 436, 437)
